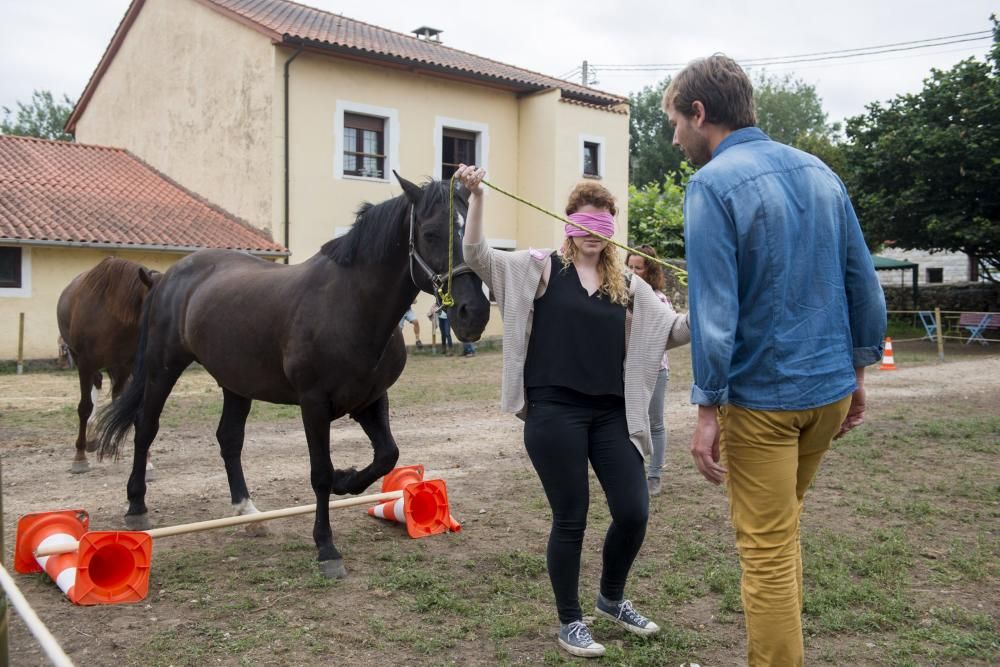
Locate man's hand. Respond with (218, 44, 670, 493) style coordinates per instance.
(690, 405, 727, 485)
(835, 379, 866, 440)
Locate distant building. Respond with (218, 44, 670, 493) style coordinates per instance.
(877, 248, 976, 286)
(66, 0, 631, 345)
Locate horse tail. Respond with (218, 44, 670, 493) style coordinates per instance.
(96, 292, 153, 461)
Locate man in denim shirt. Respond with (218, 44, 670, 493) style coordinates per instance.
(663, 55, 886, 666)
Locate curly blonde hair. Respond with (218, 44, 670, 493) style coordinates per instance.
(561, 182, 629, 306)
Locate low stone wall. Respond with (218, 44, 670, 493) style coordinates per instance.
(883, 282, 1000, 313)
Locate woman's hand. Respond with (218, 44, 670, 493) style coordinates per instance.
(455, 164, 486, 197)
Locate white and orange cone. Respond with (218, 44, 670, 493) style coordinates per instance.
(14, 509, 152, 605)
(368, 466, 462, 538)
(879, 337, 897, 371)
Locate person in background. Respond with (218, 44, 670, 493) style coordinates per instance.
(664, 54, 886, 666)
(625, 246, 671, 497)
(428, 302, 454, 355)
(398, 298, 423, 349)
(456, 164, 690, 659)
(461, 340, 476, 357)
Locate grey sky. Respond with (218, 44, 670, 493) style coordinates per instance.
(0, 0, 995, 129)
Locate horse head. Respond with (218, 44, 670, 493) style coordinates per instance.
(394, 172, 490, 342)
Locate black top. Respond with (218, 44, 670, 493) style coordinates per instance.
(524, 254, 627, 400)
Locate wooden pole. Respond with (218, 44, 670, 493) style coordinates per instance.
(1, 455, 9, 667)
(935, 307, 945, 361)
(16, 313, 24, 376)
(35, 489, 403, 558)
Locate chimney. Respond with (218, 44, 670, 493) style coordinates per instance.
(412, 26, 443, 42)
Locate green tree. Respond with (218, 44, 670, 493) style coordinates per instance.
(628, 77, 684, 187)
(629, 72, 838, 187)
(628, 165, 692, 258)
(843, 17, 1000, 281)
(793, 132, 848, 181)
(752, 72, 835, 145)
(1, 90, 75, 141)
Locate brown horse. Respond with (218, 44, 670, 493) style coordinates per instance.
(97, 174, 490, 577)
(57, 257, 160, 473)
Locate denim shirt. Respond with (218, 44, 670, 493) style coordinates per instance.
(684, 127, 886, 410)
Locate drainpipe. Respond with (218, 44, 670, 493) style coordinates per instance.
(283, 42, 304, 264)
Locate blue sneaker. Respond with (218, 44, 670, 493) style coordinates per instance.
(595, 596, 660, 636)
(558, 620, 605, 658)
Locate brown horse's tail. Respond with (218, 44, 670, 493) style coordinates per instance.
(95, 294, 152, 461)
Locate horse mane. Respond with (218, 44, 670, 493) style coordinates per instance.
(78, 257, 150, 326)
(322, 180, 453, 266)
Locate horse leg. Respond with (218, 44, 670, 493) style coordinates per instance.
(124, 362, 187, 530)
(336, 393, 400, 494)
(216, 388, 266, 536)
(70, 365, 98, 473)
(85, 370, 104, 452)
(300, 395, 346, 579)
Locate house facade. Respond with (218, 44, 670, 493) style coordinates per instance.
(0, 135, 286, 360)
(66, 0, 630, 344)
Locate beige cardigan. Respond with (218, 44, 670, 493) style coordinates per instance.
(464, 239, 690, 458)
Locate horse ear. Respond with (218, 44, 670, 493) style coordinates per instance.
(138, 267, 154, 288)
(393, 170, 423, 204)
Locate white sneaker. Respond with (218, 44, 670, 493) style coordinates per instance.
(557, 620, 606, 658)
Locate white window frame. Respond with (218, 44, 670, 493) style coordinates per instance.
(434, 116, 489, 179)
(334, 101, 400, 183)
(0, 246, 31, 298)
(580, 134, 605, 179)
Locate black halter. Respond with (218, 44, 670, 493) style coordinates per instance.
(407, 204, 473, 306)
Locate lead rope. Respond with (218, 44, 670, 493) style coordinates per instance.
(447, 175, 688, 285)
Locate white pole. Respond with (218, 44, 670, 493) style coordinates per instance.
(0, 564, 75, 667)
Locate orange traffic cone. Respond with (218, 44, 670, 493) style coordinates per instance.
(879, 337, 897, 371)
(380, 464, 425, 492)
(14, 510, 152, 605)
(369, 466, 462, 537)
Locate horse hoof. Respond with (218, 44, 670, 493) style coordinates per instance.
(318, 559, 348, 579)
(124, 513, 152, 531)
(85, 440, 99, 453)
(244, 522, 270, 537)
(69, 460, 91, 474)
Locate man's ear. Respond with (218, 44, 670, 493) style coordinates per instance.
(691, 100, 708, 128)
(393, 170, 423, 204)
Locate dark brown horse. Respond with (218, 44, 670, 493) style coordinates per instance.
(97, 174, 489, 577)
(56, 257, 160, 473)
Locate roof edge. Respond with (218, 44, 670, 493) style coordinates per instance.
(118, 147, 285, 250)
(283, 36, 625, 106)
(0, 238, 289, 257)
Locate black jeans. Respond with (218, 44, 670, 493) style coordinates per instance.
(523, 395, 649, 624)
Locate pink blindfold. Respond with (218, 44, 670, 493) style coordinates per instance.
(565, 211, 616, 238)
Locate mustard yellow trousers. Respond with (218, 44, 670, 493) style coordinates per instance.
(719, 396, 852, 667)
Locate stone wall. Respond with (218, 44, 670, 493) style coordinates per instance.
(883, 282, 1000, 312)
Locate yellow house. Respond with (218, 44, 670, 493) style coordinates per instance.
(0, 135, 287, 361)
(66, 0, 630, 345)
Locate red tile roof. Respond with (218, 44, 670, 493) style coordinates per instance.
(204, 0, 624, 104)
(0, 135, 287, 255)
(67, 0, 625, 132)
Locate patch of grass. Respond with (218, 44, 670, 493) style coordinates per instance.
(705, 561, 742, 614)
(803, 529, 914, 634)
(892, 606, 999, 662)
(930, 533, 997, 584)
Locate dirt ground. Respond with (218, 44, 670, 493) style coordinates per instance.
(1, 343, 998, 666)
